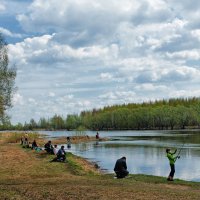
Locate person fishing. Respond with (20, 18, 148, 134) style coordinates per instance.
(96, 132, 99, 140)
(166, 148, 180, 181)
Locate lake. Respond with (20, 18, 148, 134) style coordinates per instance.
(39, 130, 200, 182)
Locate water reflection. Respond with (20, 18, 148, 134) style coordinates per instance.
(39, 130, 200, 182)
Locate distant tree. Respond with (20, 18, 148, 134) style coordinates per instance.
(28, 118, 37, 130)
(66, 114, 81, 130)
(15, 122, 23, 130)
(51, 114, 65, 130)
(0, 33, 16, 124)
(38, 117, 50, 129)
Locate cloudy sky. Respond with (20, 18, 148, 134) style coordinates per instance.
(1, 0, 200, 124)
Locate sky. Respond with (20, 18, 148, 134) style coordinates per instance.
(1, 0, 200, 124)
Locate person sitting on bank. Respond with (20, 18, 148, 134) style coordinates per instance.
(44, 140, 54, 154)
(57, 145, 66, 162)
(31, 140, 38, 150)
(166, 148, 180, 181)
(114, 156, 129, 178)
(53, 144, 58, 155)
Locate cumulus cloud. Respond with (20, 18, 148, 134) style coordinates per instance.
(8, 34, 116, 67)
(0, 27, 22, 38)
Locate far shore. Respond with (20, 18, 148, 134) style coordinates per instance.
(2, 126, 200, 132)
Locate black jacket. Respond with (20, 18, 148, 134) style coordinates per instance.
(114, 158, 127, 172)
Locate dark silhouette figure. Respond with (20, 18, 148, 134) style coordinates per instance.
(44, 141, 54, 154)
(114, 157, 129, 178)
(31, 140, 38, 149)
(96, 132, 99, 140)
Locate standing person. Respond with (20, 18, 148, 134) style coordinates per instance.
(67, 137, 71, 149)
(57, 145, 66, 162)
(114, 156, 129, 178)
(23, 133, 29, 148)
(20, 136, 24, 145)
(166, 148, 180, 181)
(96, 132, 99, 140)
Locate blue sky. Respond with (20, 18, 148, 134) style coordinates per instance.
(1, 0, 200, 124)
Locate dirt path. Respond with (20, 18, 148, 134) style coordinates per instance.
(0, 143, 200, 200)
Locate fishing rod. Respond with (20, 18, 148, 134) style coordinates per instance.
(175, 133, 189, 161)
(177, 142, 185, 157)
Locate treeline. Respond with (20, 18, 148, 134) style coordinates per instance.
(1, 97, 200, 131)
(0, 114, 82, 131)
(80, 97, 200, 130)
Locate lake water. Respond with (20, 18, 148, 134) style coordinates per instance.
(39, 130, 200, 182)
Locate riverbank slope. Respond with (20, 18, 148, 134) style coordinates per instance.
(0, 133, 200, 200)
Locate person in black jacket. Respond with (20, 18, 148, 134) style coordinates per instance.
(114, 156, 129, 178)
(57, 145, 66, 162)
(44, 140, 54, 154)
(31, 140, 38, 150)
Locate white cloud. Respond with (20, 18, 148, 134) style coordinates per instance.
(166, 49, 200, 60)
(12, 93, 24, 106)
(0, 27, 22, 38)
(48, 92, 55, 97)
(8, 34, 115, 66)
(170, 90, 200, 98)
(100, 73, 113, 81)
(191, 29, 200, 41)
(0, 3, 5, 11)
(135, 83, 168, 92)
(28, 98, 37, 105)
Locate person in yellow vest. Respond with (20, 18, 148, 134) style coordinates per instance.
(166, 148, 180, 181)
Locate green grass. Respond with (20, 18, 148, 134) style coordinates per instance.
(67, 153, 84, 175)
(2, 132, 40, 143)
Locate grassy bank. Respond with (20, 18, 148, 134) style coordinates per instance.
(0, 132, 200, 200)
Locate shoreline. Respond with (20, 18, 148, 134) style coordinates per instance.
(0, 132, 200, 199)
(1, 131, 200, 183)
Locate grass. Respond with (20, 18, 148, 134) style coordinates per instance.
(0, 131, 40, 144)
(0, 132, 200, 200)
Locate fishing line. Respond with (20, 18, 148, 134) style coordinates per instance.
(175, 133, 190, 161)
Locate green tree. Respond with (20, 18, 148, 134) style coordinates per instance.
(66, 114, 81, 130)
(0, 34, 16, 124)
(51, 114, 65, 130)
(28, 118, 37, 130)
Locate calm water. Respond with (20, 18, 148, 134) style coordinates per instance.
(39, 130, 200, 182)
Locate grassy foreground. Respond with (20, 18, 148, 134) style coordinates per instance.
(0, 133, 200, 200)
